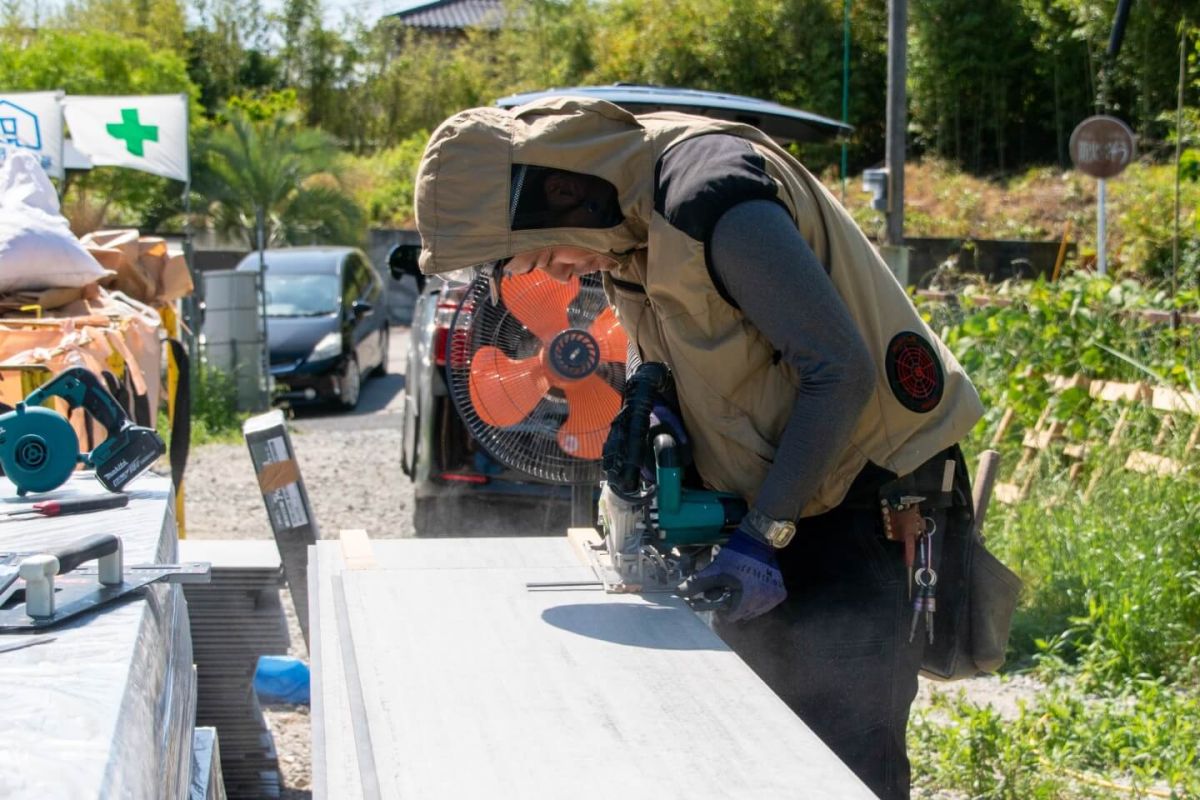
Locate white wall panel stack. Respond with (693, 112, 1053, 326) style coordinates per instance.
(180, 540, 289, 799)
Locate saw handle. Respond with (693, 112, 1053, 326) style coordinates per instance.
(19, 534, 124, 619)
(605, 362, 673, 496)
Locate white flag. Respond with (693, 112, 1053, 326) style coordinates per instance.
(62, 94, 189, 182)
(0, 90, 65, 179)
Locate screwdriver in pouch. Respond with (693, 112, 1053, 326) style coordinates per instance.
(0, 493, 130, 521)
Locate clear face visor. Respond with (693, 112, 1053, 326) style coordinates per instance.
(443, 165, 624, 304)
(509, 164, 624, 232)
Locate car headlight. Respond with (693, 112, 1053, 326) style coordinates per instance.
(309, 331, 343, 361)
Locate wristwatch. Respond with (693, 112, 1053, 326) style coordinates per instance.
(742, 508, 797, 549)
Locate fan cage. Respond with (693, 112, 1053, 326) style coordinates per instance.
(446, 272, 626, 485)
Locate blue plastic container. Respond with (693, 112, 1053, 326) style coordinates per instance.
(254, 655, 311, 705)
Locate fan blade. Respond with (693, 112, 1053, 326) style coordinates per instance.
(588, 306, 628, 364)
(469, 346, 549, 427)
(558, 375, 622, 460)
(502, 271, 579, 341)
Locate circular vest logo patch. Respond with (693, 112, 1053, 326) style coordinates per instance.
(885, 331, 944, 413)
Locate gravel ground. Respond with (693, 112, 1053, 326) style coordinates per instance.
(183, 423, 415, 542)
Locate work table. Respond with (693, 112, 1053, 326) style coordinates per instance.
(0, 472, 195, 799)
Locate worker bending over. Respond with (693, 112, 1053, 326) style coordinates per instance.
(414, 97, 983, 800)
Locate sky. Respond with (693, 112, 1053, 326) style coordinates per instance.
(267, 0, 415, 27)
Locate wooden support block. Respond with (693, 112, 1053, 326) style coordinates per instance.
(1108, 406, 1132, 447)
(994, 482, 1023, 505)
(1151, 387, 1200, 415)
(1091, 380, 1148, 403)
(1186, 419, 1200, 454)
(1024, 427, 1062, 451)
(339, 529, 377, 571)
(1153, 415, 1176, 448)
(1047, 374, 1089, 393)
(1125, 450, 1182, 477)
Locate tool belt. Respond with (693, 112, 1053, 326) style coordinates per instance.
(872, 447, 1022, 681)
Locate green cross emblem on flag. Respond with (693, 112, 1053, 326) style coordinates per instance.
(106, 108, 159, 157)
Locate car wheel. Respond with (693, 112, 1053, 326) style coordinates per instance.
(370, 327, 389, 377)
(338, 355, 361, 410)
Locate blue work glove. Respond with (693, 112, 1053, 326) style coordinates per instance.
(677, 528, 787, 622)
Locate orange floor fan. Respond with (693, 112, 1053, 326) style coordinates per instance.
(446, 269, 629, 485)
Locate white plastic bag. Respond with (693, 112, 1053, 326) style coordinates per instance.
(0, 150, 112, 292)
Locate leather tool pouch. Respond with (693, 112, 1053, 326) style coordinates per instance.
(882, 448, 1024, 681)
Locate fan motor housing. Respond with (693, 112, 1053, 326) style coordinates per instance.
(546, 330, 601, 382)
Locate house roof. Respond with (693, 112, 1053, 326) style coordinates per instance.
(387, 0, 504, 30)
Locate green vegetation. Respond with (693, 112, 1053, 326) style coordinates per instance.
(190, 362, 247, 445)
(2, 2, 1197, 793)
(196, 105, 364, 247)
(341, 130, 431, 227)
(912, 279, 1200, 798)
(841, 160, 1200, 282)
(2, 0, 1196, 252)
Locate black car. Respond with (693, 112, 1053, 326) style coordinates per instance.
(236, 246, 389, 409)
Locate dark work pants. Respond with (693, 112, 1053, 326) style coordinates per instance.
(714, 462, 932, 800)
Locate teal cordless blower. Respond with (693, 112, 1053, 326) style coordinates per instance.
(0, 368, 165, 495)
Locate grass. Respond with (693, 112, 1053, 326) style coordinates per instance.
(174, 362, 249, 447)
(913, 678, 1200, 799)
(908, 282, 1200, 799)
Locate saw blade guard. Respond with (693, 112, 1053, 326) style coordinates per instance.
(0, 404, 81, 495)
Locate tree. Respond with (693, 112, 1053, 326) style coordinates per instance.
(0, 27, 199, 231)
(51, 0, 189, 52)
(186, 0, 279, 116)
(195, 108, 364, 248)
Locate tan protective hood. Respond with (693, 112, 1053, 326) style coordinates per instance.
(415, 97, 662, 275)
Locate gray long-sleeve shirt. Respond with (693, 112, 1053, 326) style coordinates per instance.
(710, 199, 875, 522)
(653, 134, 875, 522)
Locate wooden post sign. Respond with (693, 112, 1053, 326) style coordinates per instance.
(1070, 115, 1136, 276)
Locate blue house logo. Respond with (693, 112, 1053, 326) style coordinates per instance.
(0, 99, 44, 151)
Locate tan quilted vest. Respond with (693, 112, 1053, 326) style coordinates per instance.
(416, 97, 983, 516)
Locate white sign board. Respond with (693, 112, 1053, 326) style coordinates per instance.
(62, 94, 189, 182)
(0, 90, 65, 179)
